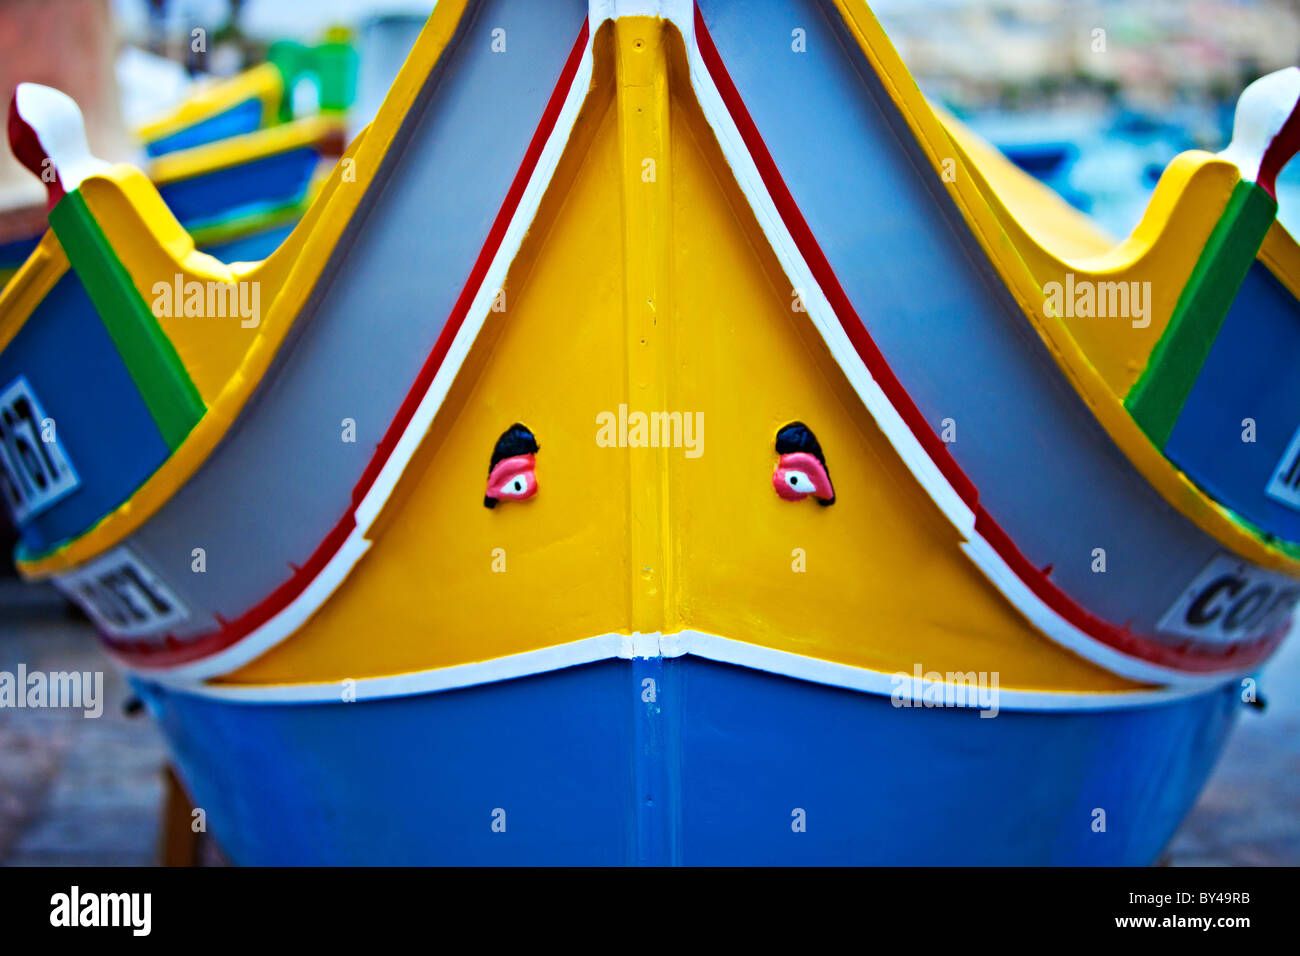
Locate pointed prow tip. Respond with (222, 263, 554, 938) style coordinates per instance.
(1219, 66, 1300, 199)
(7, 82, 109, 210)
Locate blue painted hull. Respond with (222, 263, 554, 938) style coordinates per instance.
(0, 232, 40, 277)
(144, 98, 266, 158)
(0, 272, 171, 553)
(156, 146, 318, 230)
(1166, 262, 1300, 541)
(135, 658, 1240, 865)
(197, 221, 299, 264)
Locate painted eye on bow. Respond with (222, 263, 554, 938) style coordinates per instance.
(772, 422, 835, 506)
(484, 423, 539, 509)
(780, 468, 819, 496)
(488, 458, 535, 500)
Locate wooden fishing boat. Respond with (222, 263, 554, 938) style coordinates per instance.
(2, 0, 1298, 865)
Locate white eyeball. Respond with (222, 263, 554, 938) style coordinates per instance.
(786, 472, 814, 492)
(502, 474, 532, 497)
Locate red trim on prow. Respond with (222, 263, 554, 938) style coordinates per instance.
(7, 95, 65, 210)
(1256, 90, 1300, 199)
(693, 5, 1280, 674)
(101, 18, 593, 669)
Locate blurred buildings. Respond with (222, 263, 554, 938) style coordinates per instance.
(878, 0, 1300, 118)
(873, 0, 1300, 234)
(0, 0, 133, 214)
(99, 0, 1300, 120)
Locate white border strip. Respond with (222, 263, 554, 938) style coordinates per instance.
(590, 0, 695, 21)
(153, 629, 1217, 712)
(129, 26, 599, 682)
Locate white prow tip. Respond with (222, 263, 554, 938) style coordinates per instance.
(1217, 66, 1300, 197)
(8, 82, 110, 207)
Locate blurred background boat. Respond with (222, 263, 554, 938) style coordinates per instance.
(0, 0, 358, 291)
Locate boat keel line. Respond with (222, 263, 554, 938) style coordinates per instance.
(149, 629, 1212, 711)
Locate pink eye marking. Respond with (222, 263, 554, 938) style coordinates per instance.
(773, 451, 835, 503)
(772, 422, 835, 506)
(484, 423, 539, 508)
(486, 454, 537, 504)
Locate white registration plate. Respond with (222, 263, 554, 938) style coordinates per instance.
(1158, 553, 1300, 644)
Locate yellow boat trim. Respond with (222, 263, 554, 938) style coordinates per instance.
(832, 0, 1300, 576)
(0, 179, 317, 403)
(934, 106, 1116, 260)
(1259, 219, 1300, 299)
(616, 18, 676, 636)
(15, 0, 472, 579)
(943, 103, 1300, 425)
(186, 195, 315, 249)
(0, 119, 336, 362)
(949, 127, 1240, 398)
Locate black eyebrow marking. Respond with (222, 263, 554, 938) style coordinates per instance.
(776, 421, 827, 468)
(489, 423, 539, 471)
(775, 422, 834, 506)
(485, 423, 539, 509)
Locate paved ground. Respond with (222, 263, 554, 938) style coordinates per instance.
(0, 586, 165, 866)
(1162, 628, 1300, 866)
(1, 582, 1297, 865)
